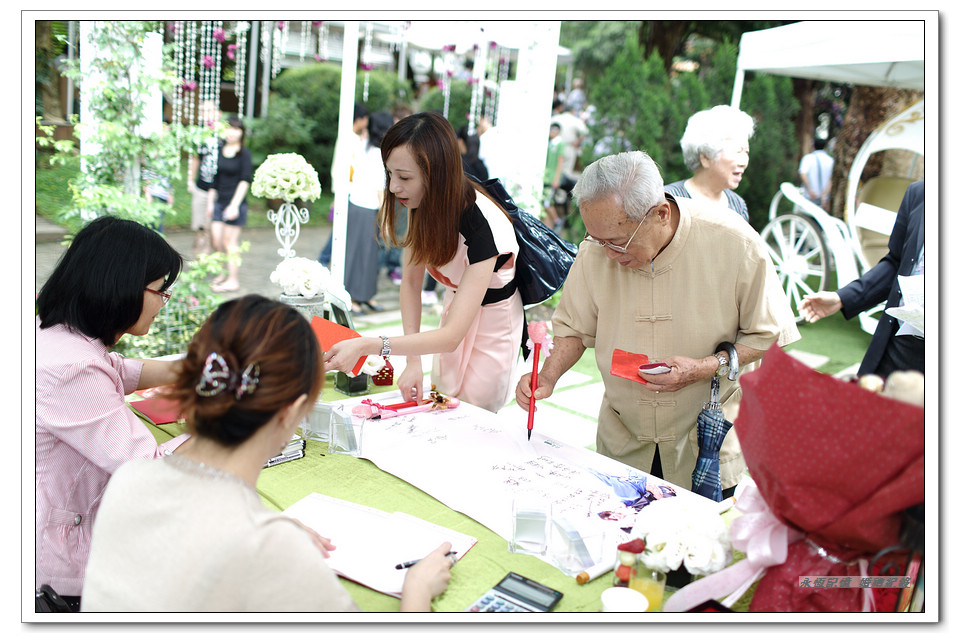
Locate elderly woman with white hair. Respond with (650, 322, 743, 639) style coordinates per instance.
(665, 105, 755, 222)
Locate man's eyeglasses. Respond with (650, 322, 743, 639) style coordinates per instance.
(583, 205, 656, 254)
(145, 287, 172, 305)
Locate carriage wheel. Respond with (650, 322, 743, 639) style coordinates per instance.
(760, 214, 830, 323)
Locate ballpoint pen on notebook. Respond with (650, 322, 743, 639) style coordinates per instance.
(394, 552, 458, 570)
(526, 322, 551, 441)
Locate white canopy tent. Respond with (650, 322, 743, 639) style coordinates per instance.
(730, 20, 925, 108)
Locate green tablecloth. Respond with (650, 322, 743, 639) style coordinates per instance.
(141, 373, 620, 613)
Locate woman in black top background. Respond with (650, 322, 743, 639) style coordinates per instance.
(207, 115, 253, 292)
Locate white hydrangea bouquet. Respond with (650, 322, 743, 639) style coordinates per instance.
(251, 153, 322, 203)
(630, 496, 732, 576)
(270, 257, 330, 298)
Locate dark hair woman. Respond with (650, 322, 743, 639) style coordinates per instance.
(35, 216, 188, 610)
(81, 295, 454, 611)
(208, 115, 253, 292)
(323, 111, 523, 413)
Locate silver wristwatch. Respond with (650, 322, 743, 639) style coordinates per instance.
(380, 335, 391, 358)
(714, 351, 729, 377)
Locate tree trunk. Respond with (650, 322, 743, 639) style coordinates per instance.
(641, 21, 690, 72)
(827, 86, 923, 218)
(36, 21, 67, 124)
(793, 78, 817, 158)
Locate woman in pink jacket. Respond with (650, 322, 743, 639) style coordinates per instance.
(35, 216, 190, 610)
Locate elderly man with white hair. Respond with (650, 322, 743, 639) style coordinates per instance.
(516, 151, 799, 497)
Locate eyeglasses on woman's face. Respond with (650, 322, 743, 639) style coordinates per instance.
(145, 287, 172, 305)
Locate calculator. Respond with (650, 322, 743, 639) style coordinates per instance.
(464, 572, 563, 612)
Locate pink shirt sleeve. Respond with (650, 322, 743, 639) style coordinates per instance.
(41, 354, 187, 474)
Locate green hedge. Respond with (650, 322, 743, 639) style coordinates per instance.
(250, 63, 410, 192)
(582, 39, 799, 232)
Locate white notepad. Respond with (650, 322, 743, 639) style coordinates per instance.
(283, 492, 477, 597)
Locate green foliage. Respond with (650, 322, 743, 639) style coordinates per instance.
(560, 21, 641, 89)
(43, 22, 208, 229)
(267, 63, 407, 189)
(739, 73, 800, 230)
(581, 30, 799, 232)
(112, 247, 241, 358)
(246, 94, 315, 168)
(581, 42, 676, 170)
(34, 21, 248, 359)
(418, 80, 475, 133)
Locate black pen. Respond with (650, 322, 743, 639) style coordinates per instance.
(394, 552, 458, 570)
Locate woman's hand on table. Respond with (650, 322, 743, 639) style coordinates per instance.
(400, 541, 454, 611)
(397, 361, 424, 404)
(290, 518, 336, 558)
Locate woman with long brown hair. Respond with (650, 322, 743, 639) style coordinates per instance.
(324, 112, 524, 413)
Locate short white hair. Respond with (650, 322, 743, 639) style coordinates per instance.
(679, 105, 755, 172)
(572, 151, 663, 221)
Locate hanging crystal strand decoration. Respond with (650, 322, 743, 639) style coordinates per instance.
(172, 21, 185, 141)
(198, 21, 222, 119)
(299, 20, 309, 61)
(484, 44, 500, 123)
(467, 40, 487, 136)
(316, 21, 328, 62)
(183, 21, 198, 129)
(361, 22, 373, 102)
(234, 21, 249, 117)
(493, 47, 509, 126)
(196, 21, 221, 190)
(441, 45, 455, 120)
(271, 20, 286, 78)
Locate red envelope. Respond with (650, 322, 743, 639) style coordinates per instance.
(130, 397, 183, 425)
(310, 316, 368, 377)
(610, 348, 651, 384)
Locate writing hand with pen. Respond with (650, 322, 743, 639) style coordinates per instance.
(396, 541, 457, 612)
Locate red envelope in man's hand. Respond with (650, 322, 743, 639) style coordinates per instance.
(610, 348, 651, 384)
(310, 316, 368, 377)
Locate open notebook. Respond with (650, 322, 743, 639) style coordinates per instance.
(283, 493, 477, 598)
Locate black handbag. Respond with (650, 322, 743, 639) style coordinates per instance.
(35, 584, 74, 612)
(472, 176, 579, 307)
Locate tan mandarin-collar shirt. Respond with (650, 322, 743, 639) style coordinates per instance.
(552, 194, 800, 489)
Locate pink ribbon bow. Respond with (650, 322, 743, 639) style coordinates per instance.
(663, 485, 803, 612)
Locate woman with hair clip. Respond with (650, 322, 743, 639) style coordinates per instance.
(35, 216, 189, 611)
(323, 111, 524, 413)
(82, 295, 454, 611)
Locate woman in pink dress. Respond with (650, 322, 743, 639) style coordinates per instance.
(324, 112, 523, 412)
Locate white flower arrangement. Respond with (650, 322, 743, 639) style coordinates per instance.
(630, 496, 732, 576)
(358, 355, 387, 376)
(251, 153, 323, 203)
(270, 257, 330, 298)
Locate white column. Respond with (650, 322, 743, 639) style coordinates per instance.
(330, 21, 359, 292)
(494, 21, 561, 216)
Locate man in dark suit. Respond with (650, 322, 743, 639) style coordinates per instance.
(799, 180, 925, 377)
